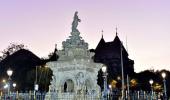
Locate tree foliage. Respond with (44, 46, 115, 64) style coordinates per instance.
(0, 44, 50, 92)
(0, 43, 25, 60)
(134, 69, 170, 98)
(26, 65, 53, 92)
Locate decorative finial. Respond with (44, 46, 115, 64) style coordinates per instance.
(55, 44, 58, 51)
(101, 30, 104, 38)
(116, 27, 118, 36)
(55, 44, 57, 49)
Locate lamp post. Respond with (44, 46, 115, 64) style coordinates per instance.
(149, 79, 153, 100)
(109, 85, 112, 100)
(120, 42, 125, 100)
(161, 72, 167, 100)
(34, 66, 39, 99)
(102, 65, 107, 100)
(7, 68, 13, 96)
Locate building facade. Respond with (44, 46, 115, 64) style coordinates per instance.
(94, 33, 134, 88)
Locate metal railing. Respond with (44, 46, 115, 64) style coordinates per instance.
(0, 90, 165, 100)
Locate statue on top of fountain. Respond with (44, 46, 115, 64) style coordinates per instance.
(60, 11, 89, 58)
(71, 11, 81, 36)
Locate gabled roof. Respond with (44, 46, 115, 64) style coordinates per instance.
(95, 35, 128, 58)
(112, 35, 128, 57)
(95, 36, 105, 52)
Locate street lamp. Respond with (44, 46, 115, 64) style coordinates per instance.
(102, 65, 107, 100)
(4, 84, 8, 89)
(109, 85, 112, 90)
(7, 68, 13, 96)
(7, 69, 13, 78)
(2, 79, 6, 83)
(149, 79, 154, 100)
(161, 72, 167, 100)
(13, 83, 16, 91)
(149, 79, 153, 85)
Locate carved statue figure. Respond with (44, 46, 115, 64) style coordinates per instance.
(72, 11, 81, 32)
(76, 72, 84, 90)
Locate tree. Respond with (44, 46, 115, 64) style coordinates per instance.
(26, 65, 53, 92)
(0, 47, 47, 91)
(0, 43, 25, 60)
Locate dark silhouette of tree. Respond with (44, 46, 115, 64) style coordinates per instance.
(135, 70, 157, 91)
(0, 49, 48, 91)
(0, 43, 25, 60)
(0, 44, 59, 92)
(135, 69, 170, 98)
(26, 66, 53, 92)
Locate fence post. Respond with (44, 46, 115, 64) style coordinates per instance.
(0, 91, 2, 100)
(16, 91, 19, 99)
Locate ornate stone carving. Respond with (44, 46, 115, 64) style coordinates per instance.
(60, 11, 89, 59)
(45, 12, 103, 100)
(76, 72, 85, 90)
(72, 11, 81, 34)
